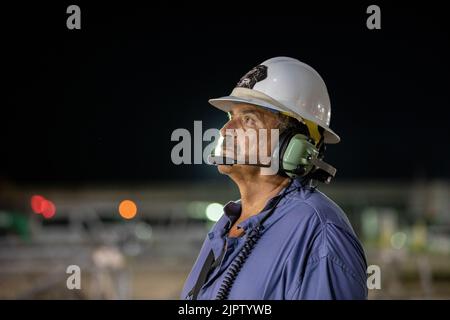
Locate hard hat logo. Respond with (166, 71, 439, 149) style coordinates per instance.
(236, 65, 268, 89)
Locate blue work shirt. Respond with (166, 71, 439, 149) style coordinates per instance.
(181, 178, 368, 300)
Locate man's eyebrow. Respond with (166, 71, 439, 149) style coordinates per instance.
(241, 110, 259, 115)
(229, 109, 263, 118)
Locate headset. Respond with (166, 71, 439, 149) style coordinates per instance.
(277, 126, 337, 183)
(207, 123, 337, 184)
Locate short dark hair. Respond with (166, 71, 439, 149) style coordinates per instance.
(276, 114, 310, 138)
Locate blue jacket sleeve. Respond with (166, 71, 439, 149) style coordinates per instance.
(294, 254, 367, 299)
(288, 222, 368, 300)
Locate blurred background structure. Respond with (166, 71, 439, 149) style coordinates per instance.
(1, 179, 449, 299)
(1, 3, 449, 299)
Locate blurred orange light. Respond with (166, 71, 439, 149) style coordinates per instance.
(31, 195, 46, 214)
(119, 200, 137, 219)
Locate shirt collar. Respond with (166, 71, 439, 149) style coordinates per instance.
(208, 177, 307, 240)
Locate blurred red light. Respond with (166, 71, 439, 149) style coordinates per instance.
(41, 200, 56, 219)
(31, 195, 46, 214)
(31, 195, 56, 218)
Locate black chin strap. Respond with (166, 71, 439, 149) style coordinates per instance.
(187, 250, 215, 300)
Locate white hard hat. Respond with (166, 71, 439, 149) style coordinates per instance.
(209, 57, 340, 144)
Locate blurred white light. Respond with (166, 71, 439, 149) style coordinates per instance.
(135, 222, 152, 241)
(92, 246, 125, 269)
(390, 232, 407, 249)
(205, 203, 223, 222)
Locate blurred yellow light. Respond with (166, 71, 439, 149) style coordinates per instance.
(119, 200, 138, 219)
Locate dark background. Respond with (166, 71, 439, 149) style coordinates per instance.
(2, 2, 449, 185)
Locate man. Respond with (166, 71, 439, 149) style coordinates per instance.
(181, 57, 367, 300)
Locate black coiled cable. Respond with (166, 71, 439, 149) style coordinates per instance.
(215, 226, 262, 300)
(215, 179, 295, 300)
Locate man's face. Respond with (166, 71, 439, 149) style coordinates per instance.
(216, 103, 280, 175)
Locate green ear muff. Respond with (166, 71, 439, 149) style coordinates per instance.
(280, 133, 319, 179)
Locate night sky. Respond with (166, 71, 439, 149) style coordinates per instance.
(2, 2, 449, 185)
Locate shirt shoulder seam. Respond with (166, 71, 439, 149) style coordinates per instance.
(305, 252, 367, 291)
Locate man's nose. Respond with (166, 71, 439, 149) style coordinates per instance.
(220, 120, 238, 137)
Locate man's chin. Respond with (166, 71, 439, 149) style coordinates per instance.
(217, 164, 233, 175)
(217, 163, 261, 176)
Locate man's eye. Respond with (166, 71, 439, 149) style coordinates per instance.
(243, 116, 254, 124)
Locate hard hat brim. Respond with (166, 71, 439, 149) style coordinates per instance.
(209, 95, 341, 144)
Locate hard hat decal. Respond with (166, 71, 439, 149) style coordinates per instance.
(236, 65, 267, 89)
